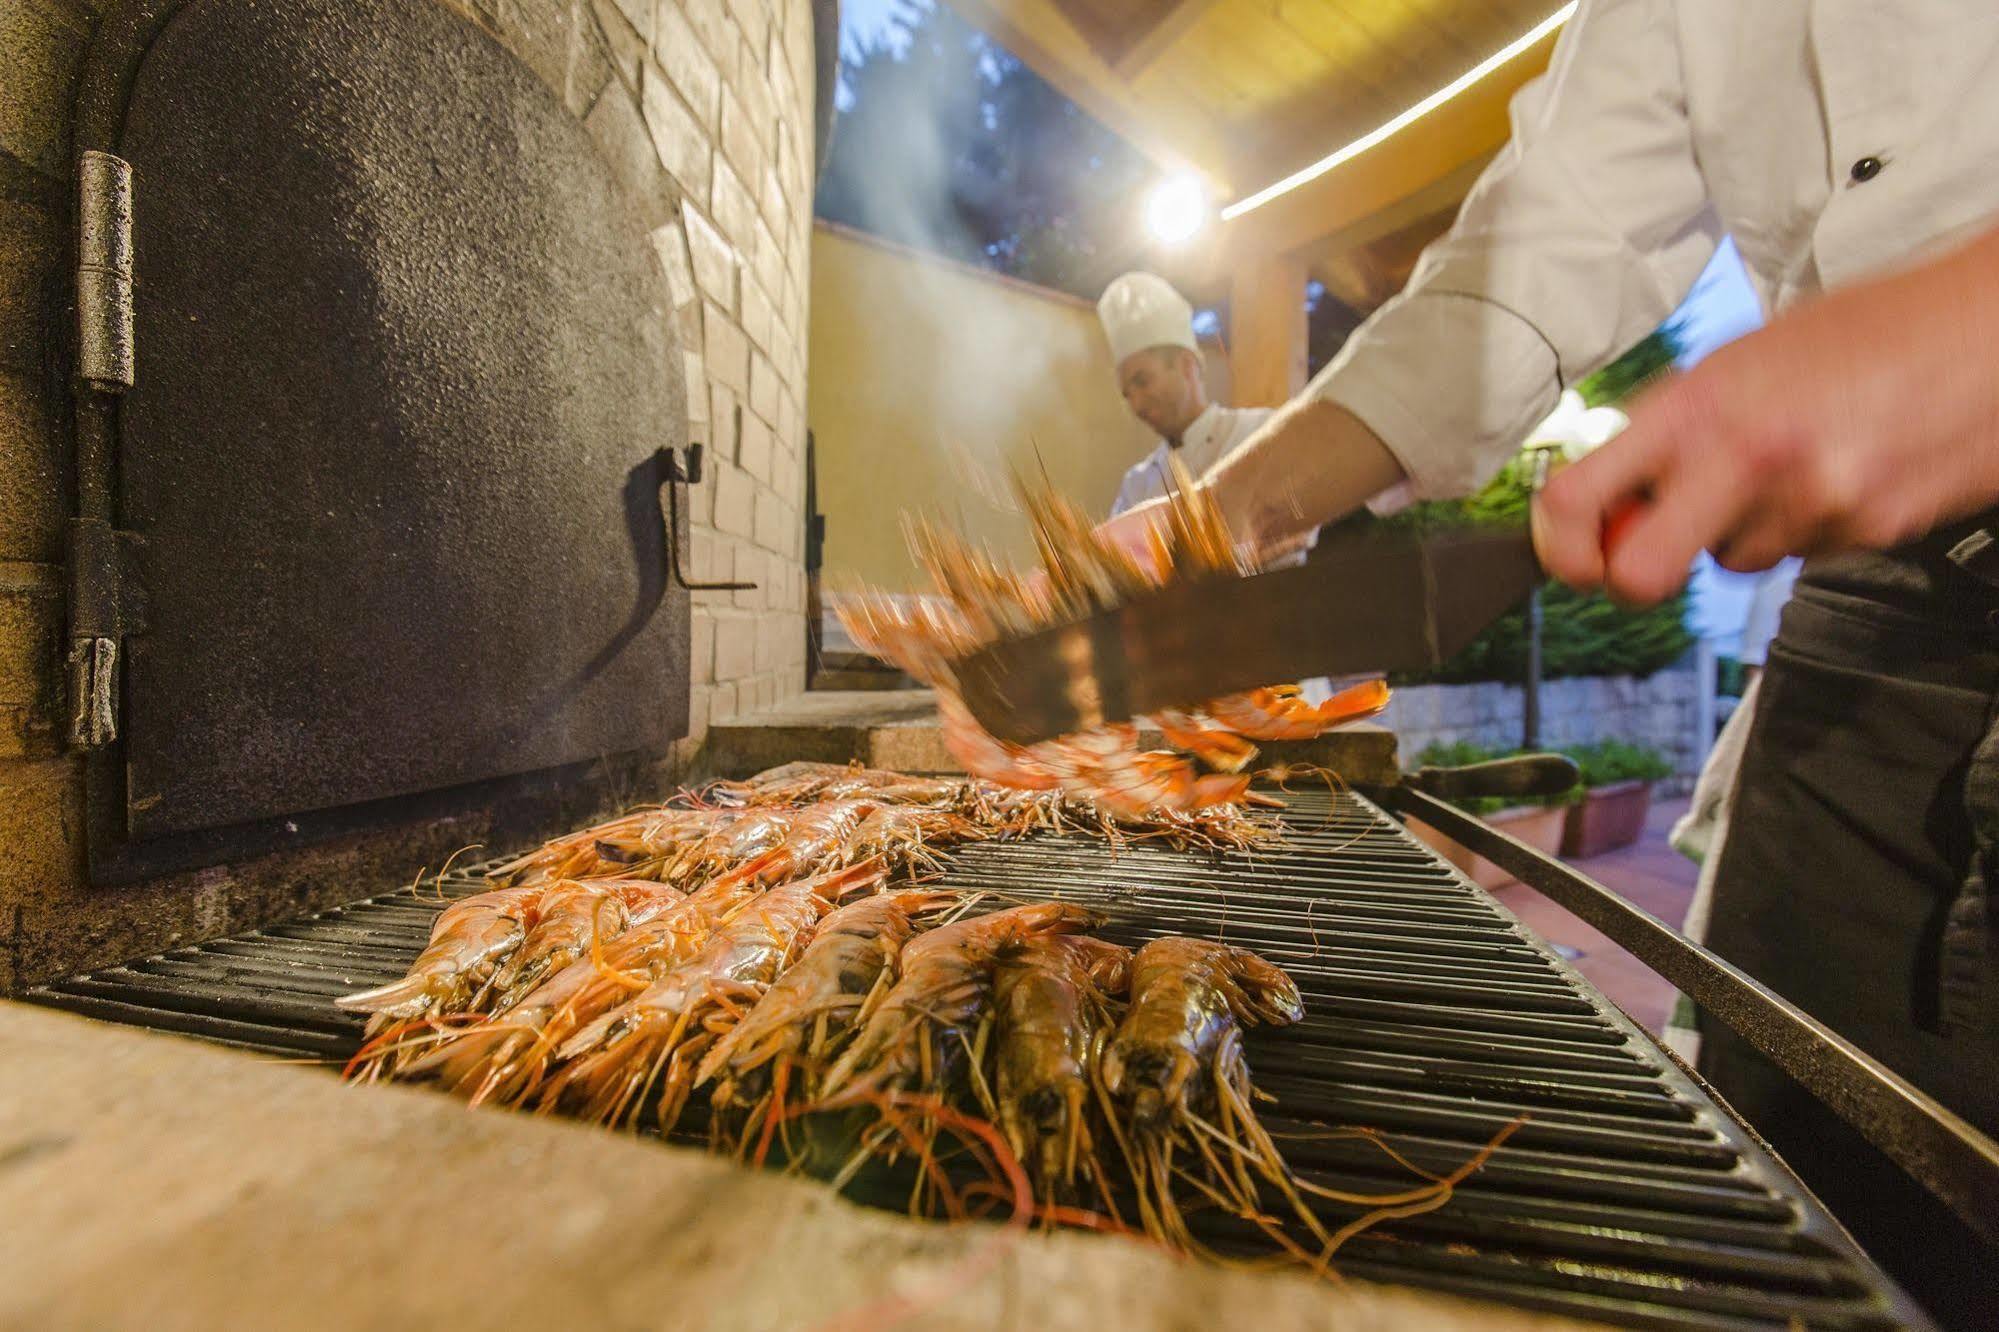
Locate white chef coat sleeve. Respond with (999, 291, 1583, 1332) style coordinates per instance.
(1109, 463, 1147, 518)
(1310, 0, 1722, 500)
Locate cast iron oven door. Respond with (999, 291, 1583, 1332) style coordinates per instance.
(76, 0, 691, 872)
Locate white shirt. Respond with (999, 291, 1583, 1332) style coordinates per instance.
(1112, 402, 1349, 701)
(1313, 0, 1999, 501)
(1110, 402, 1271, 517)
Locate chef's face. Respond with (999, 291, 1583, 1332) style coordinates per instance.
(1117, 347, 1204, 439)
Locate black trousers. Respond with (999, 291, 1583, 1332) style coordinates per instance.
(1699, 533, 1999, 1330)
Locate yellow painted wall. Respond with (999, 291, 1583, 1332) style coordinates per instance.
(808, 222, 1161, 590)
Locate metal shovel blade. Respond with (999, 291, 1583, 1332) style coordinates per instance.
(950, 526, 1544, 745)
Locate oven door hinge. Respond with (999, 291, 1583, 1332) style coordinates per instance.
(69, 149, 139, 749)
(76, 150, 135, 390)
(66, 518, 145, 749)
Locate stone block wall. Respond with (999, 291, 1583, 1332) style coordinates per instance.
(546, 0, 817, 729)
(0, 0, 816, 989)
(1379, 659, 1706, 793)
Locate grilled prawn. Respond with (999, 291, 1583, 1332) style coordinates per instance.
(539, 861, 889, 1131)
(1204, 678, 1390, 743)
(992, 935, 1131, 1198)
(1097, 936, 1305, 1248)
(396, 865, 771, 1105)
(699, 888, 962, 1118)
(483, 878, 685, 1015)
(336, 883, 547, 1037)
(819, 902, 1102, 1101)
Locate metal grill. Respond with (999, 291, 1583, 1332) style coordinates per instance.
(25, 792, 1927, 1330)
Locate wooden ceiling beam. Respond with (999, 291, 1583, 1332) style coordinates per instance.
(1315, 247, 1398, 315)
(1216, 23, 1554, 263)
(1291, 153, 1491, 269)
(1112, 0, 1225, 79)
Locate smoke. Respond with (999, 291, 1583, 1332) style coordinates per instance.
(810, 1, 1157, 587)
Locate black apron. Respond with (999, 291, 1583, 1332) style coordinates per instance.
(1699, 519, 1999, 1329)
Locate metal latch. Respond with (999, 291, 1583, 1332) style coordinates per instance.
(661, 444, 756, 592)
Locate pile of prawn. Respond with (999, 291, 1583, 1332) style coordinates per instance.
(834, 462, 1391, 817)
(336, 760, 1514, 1273)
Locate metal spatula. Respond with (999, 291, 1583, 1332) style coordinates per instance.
(950, 523, 1545, 746)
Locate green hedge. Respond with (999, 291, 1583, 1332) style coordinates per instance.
(1384, 459, 1692, 684)
(1382, 325, 1694, 686)
(1415, 739, 1670, 815)
(1567, 738, 1673, 786)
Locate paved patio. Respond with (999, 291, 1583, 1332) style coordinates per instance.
(1492, 797, 1697, 1034)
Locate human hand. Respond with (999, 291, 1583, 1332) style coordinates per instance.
(1534, 225, 1999, 605)
(1098, 497, 1171, 564)
(1097, 492, 1307, 572)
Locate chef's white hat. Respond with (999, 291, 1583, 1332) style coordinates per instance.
(1097, 272, 1197, 366)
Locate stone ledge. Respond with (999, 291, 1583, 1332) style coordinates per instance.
(707, 691, 1403, 787)
(0, 1002, 1601, 1332)
(708, 687, 951, 775)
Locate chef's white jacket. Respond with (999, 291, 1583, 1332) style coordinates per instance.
(1110, 403, 1273, 517)
(1313, 0, 1999, 501)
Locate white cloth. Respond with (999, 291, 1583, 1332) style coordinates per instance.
(1097, 272, 1199, 366)
(1312, 0, 1999, 501)
(1740, 559, 1801, 667)
(1662, 671, 1766, 1060)
(1110, 402, 1271, 516)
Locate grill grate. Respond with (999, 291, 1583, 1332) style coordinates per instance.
(26, 791, 1927, 1330)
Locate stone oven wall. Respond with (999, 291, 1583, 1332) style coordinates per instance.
(0, 0, 815, 989)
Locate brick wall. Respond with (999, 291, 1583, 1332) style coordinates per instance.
(0, 0, 815, 989)
(545, 0, 817, 729)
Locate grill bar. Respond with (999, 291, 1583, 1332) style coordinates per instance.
(25, 791, 1928, 1329)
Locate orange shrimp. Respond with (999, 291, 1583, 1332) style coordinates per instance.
(541, 862, 888, 1131)
(490, 806, 726, 884)
(699, 888, 962, 1116)
(1067, 749, 1251, 820)
(938, 693, 1061, 791)
(483, 878, 686, 1014)
(402, 865, 770, 1105)
(819, 903, 1102, 1102)
(1205, 678, 1390, 742)
(833, 588, 971, 685)
(335, 883, 546, 1035)
(1153, 709, 1260, 773)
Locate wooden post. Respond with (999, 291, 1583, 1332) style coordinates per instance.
(1228, 252, 1308, 407)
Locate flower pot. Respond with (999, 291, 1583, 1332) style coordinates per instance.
(1560, 779, 1654, 858)
(1407, 803, 1568, 890)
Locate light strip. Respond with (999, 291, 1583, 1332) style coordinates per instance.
(1219, 2, 1578, 221)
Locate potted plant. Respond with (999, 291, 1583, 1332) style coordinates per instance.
(1403, 741, 1582, 890)
(1558, 739, 1672, 858)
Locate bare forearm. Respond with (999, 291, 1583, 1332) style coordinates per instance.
(1200, 398, 1409, 546)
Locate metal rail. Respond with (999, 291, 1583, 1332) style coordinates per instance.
(1382, 784, 1999, 1250)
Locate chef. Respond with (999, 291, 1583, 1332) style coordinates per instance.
(1105, 4, 1999, 1321)
(1097, 271, 1270, 518)
(1098, 273, 1346, 702)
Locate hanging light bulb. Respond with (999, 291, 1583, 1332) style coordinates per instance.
(1145, 173, 1209, 246)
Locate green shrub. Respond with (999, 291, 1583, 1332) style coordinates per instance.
(1413, 741, 1585, 815)
(1382, 401, 1693, 688)
(1715, 656, 1748, 698)
(1576, 323, 1684, 408)
(1565, 739, 1672, 787)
